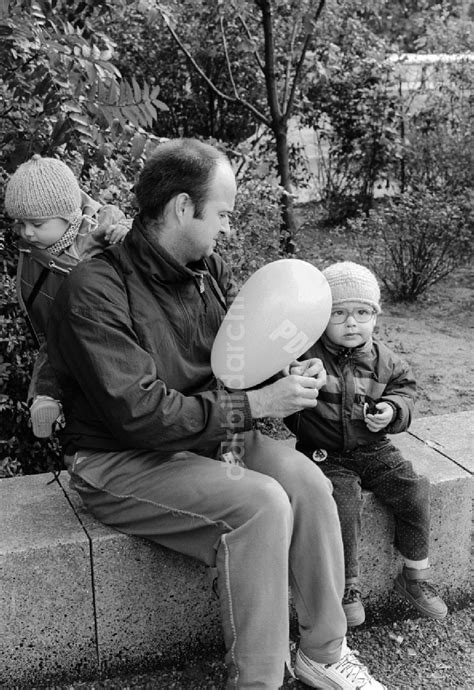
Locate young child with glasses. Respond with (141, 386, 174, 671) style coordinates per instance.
(286, 261, 447, 627)
(4, 154, 131, 438)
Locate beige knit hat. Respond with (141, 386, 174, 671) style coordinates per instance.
(322, 261, 381, 313)
(4, 154, 82, 221)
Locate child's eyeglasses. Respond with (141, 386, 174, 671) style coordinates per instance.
(329, 307, 376, 324)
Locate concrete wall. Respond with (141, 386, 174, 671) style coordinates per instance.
(0, 411, 472, 686)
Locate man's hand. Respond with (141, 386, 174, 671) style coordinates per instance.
(247, 364, 327, 419)
(364, 402, 394, 432)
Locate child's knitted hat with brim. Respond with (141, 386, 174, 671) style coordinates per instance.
(4, 154, 82, 221)
(323, 261, 381, 313)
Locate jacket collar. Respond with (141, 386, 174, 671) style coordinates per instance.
(126, 216, 208, 286)
(321, 332, 373, 362)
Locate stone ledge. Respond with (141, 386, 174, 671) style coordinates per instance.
(406, 410, 473, 474)
(62, 480, 222, 680)
(0, 474, 97, 685)
(0, 410, 472, 686)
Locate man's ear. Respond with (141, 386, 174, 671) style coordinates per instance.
(174, 192, 193, 221)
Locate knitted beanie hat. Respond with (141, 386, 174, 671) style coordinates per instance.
(4, 154, 82, 221)
(322, 261, 381, 313)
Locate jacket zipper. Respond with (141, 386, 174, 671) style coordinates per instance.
(48, 260, 71, 275)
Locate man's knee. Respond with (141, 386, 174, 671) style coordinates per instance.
(259, 475, 292, 509)
(245, 476, 293, 525)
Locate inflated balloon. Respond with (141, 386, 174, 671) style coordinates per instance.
(211, 259, 332, 389)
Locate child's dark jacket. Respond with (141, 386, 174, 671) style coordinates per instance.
(16, 191, 130, 403)
(17, 191, 129, 345)
(285, 335, 416, 452)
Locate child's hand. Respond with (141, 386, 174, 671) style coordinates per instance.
(364, 401, 394, 432)
(285, 358, 327, 390)
(105, 218, 132, 245)
(288, 358, 324, 378)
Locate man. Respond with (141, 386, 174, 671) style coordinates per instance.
(48, 139, 384, 689)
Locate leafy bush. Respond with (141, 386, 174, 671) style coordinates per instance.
(217, 176, 283, 286)
(0, 0, 165, 172)
(400, 60, 474, 199)
(306, 58, 401, 222)
(348, 190, 473, 302)
(108, 1, 259, 143)
(301, 14, 403, 224)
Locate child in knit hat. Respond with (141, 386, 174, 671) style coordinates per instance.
(285, 261, 447, 626)
(4, 154, 132, 438)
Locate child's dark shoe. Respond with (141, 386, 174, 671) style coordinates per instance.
(394, 566, 447, 620)
(342, 581, 365, 627)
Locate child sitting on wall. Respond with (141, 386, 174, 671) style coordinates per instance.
(286, 261, 447, 626)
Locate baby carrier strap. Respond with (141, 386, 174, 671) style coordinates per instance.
(17, 247, 76, 347)
(25, 267, 49, 311)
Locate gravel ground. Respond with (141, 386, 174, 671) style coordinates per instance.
(54, 604, 472, 689)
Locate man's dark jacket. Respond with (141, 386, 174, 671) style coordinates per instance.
(48, 218, 253, 455)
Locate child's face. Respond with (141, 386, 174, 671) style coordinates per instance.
(324, 301, 377, 348)
(16, 217, 69, 249)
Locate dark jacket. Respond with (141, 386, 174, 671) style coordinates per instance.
(17, 191, 129, 344)
(47, 217, 252, 455)
(285, 334, 416, 452)
(17, 192, 130, 402)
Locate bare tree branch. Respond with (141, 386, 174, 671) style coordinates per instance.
(284, 0, 326, 119)
(159, 9, 270, 127)
(230, 0, 265, 74)
(218, 12, 240, 99)
(282, 18, 300, 109)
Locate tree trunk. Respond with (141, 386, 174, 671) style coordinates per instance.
(256, 0, 298, 251)
(274, 123, 297, 253)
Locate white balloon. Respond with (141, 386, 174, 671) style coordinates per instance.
(211, 259, 332, 389)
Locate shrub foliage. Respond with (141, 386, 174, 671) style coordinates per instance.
(348, 190, 473, 302)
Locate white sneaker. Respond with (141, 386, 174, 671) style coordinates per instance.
(295, 641, 386, 689)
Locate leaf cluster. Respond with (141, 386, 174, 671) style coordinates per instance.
(0, 0, 166, 171)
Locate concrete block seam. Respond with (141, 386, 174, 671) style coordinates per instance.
(407, 430, 474, 476)
(55, 474, 101, 670)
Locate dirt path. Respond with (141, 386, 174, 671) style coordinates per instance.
(376, 271, 473, 417)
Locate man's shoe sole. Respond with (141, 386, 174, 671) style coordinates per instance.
(394, 575, 448, 620)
